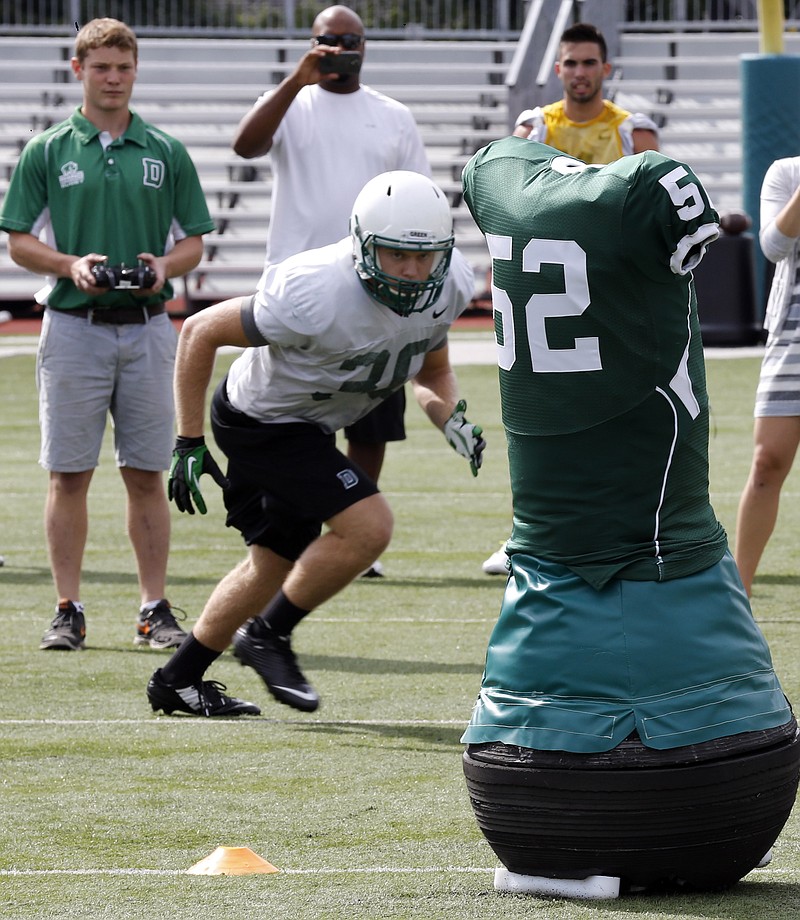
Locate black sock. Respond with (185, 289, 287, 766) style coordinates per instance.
(253, 589, 310, 637)
(160, 633, 222, 686)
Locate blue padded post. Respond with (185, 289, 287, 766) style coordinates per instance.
(741, 54, 800, 317)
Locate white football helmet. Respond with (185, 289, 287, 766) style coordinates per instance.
(350, 170, 455, 316)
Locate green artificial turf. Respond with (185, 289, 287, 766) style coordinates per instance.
(1, 339, 800, 918)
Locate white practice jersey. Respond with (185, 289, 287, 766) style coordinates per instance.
(263, 84, 431, 264)
(226, 239, 475, 432)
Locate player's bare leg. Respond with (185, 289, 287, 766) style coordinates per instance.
(45, 469, 93, 602)
(735, 416, 800, 595)
(120, 466, 170, 604)
(232, 493, 393, 710)
(193, 546, 293, 651)
(39, 469, 92, 650)
(285, 492, 393, 607)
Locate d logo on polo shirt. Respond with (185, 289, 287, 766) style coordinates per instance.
(142, 158, 165, 189)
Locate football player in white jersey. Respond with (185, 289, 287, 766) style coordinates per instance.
(145, 171, 485, 717)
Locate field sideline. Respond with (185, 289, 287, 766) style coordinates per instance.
(1, 332, 800, 919)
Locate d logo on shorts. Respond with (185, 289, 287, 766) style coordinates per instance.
(337, 469, 360, 490)
(142, 158, 165, 189)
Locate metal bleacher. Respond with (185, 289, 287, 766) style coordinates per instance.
(0, 36, 514, 310)
(0, 27, 778, 310)
(610, 29, 800, 214)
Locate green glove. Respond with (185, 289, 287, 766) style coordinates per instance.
(168, 436, 229, 515)
(443, 399, 486, 477)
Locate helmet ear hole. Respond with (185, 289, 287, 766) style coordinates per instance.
(350, 171, 455, 316)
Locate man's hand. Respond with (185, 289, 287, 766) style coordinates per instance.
(168, 436, 229, 515)
(70, 253, 109, 295)
(135, 251, 166, 294)
(443, 400, 486, 477)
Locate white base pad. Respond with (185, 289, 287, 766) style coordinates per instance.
(494, 867, 621, 900)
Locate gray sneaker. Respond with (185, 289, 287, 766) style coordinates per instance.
(40, 600, 86, 650)
(135, 599, 188, 650)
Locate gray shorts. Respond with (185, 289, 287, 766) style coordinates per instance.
(36, 308, 177, 472)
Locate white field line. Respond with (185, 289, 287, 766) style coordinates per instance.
(0, 334, 766, 364)
(1, 866, 494, 877)
(0, 865, 792, 878)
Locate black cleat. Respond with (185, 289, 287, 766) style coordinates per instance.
(233, 620, 320, 712)
(147, 668, 261, 717)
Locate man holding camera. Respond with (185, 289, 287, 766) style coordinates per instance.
(232, 5, 430, 576)
(0, 18, 215, 651)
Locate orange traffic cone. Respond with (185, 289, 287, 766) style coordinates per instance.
(186, 846, 280, 876)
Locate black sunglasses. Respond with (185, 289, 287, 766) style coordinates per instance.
(313, 33, 363, 50)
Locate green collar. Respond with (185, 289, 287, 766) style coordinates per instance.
(69, 106, 147, 147)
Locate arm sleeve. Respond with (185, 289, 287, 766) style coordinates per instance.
(514, 106, 542, 128)
(624, 153, 719, 277)
(628, 111, 660, 136)
(240, 295, 270, 346)
(0, 142, 47, 233)
(760, 159, 799, 264)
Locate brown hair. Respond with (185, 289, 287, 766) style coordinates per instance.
(560, 22, 607, 62)
(74, 18, 138, 64)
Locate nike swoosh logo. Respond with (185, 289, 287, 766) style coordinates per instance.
(187, 456, 198, 480)
(431, 305, 448, 319)
(273, 685, 318, 701)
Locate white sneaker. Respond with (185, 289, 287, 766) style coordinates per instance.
(482, 545, 509, 575)
(360, 559, 385, 578)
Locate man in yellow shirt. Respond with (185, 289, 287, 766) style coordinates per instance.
(513, 22, 659, 162)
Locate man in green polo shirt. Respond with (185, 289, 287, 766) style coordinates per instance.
(0, 18, 215, 652)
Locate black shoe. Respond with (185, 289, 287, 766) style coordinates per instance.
(359, 560, 385, 578)
(135, 599, 188, 649)
(40, 600, 86, 650)
(233, 620, 320, 712)
(147, 668, 261, 717)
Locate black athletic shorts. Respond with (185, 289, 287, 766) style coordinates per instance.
(343, 386, 406, 444)
(210, 377, 379, 561)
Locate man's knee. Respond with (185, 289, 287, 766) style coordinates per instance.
(120, 467, 165, 499)
(49, 469, 93, 498)
(333, 494, 393, 553)
(752, 443, 793, 483)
